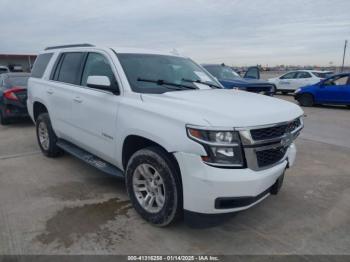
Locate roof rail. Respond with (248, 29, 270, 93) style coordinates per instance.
(44, 43, 94, 51)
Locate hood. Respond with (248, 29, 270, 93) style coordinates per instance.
(141, 89, 303, 127)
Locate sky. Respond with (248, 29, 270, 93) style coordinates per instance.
(0, 0, 349, 66)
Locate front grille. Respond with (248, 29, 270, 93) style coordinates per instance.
(250, 118, 301, 141)
(256, 146, 287, 167)
(286, 118, 301, 133)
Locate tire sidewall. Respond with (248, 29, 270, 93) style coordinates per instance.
(125, 147, 181, 226)
(299, 93, 314, 107)
(36, 113, 60, 157)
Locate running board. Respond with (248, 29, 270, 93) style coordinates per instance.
(56, 139, 124, 179)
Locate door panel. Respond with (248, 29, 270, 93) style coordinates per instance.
(70, 52, 120, 163)
(71, 88, 119, 163)
(344, 84, 350, 104)
(337, 77, 350, 104)
(315, 85, 340, 103)
(47, 52, 86, 139)
(296, 72, 313, 88)
(277, 72, 297, 90)
(46, 81, 77, 140)
(316, 76, 350, 103)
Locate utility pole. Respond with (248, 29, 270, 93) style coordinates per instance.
(341, 40, 347, 72)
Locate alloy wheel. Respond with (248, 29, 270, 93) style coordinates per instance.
(132, 163, 166, 213)
(38, 121, 50, 150)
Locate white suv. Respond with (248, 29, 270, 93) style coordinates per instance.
(27, 44, 304, 226)
(268, 70, 333, 94)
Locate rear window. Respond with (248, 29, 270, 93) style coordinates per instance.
(312, 72, 333, 78)
(55, 52, 85, 85)
(31, 53, 53, 78)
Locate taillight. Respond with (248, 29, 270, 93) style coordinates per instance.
(3, 87, 24, 101)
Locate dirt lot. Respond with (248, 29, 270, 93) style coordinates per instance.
(0, 95, 349, 255)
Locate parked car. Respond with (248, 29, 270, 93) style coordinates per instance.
(27, 44, 303, 226)
(294, 73, 350, 107)
(8, 65, 24, 72)
(0, 73, 30, 125)
(268, 70, 333, 94)
(202, 64, 276, 96)
(0, 66, 10, 74)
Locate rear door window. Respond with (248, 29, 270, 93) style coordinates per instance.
(55, 52, 85, 85)
(296, 72, 312, 78)
(31, 53, 53, 78)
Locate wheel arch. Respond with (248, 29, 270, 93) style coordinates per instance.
(33, 101, 49, 122)
(122, 135, 182, 181)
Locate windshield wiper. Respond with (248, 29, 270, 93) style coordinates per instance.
(137, 78, 198, 90)
(182, 78, 221, 89)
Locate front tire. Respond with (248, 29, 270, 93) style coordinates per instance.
(125, 146, 182, 227)
(297, 93, 314, 107)
(36, 113, 62, 157)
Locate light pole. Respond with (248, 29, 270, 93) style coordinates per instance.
(341, 40, 347, 72)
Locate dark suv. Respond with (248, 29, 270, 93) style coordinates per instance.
(202, 64, 276, 96)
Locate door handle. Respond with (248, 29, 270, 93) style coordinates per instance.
(47, 90, 54, 95)
(73, 97, 83, 103)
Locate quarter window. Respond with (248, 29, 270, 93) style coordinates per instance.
(56, 52, 85, 85)
(81, 53, 117, 89)
(31, 53, 53, 78)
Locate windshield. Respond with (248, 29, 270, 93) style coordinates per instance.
(117, 53, 220, 94)
(204, 65, 242, 81)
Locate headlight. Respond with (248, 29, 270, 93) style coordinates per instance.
(295, 88, 301, 94)
(186, 126, 244, 167)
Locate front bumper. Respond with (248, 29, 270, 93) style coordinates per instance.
(174, 143, 296, 214)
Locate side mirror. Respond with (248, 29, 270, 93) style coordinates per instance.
(87, 75, 111, 88)
(86, 75, 119, 94)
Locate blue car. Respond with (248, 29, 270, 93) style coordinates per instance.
(202, 64, 276, 96)
(294, 73, 350, 108)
